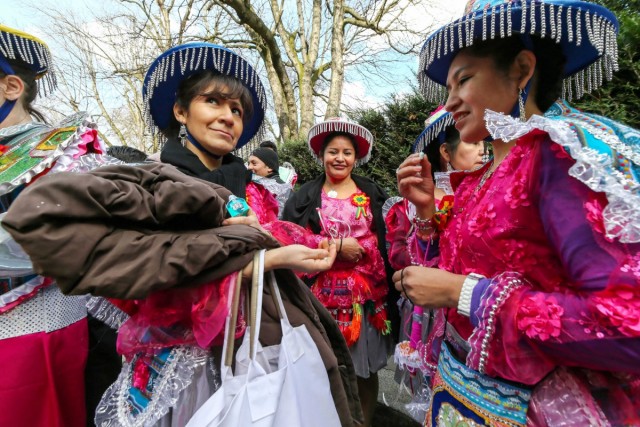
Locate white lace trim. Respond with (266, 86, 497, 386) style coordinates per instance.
(94, 346, 210, 427)
(485, 109, 640, 243)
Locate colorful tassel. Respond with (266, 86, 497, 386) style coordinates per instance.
(342, 303, 362, 347)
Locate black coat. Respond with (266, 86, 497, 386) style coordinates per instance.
(161, 138, 251, 198)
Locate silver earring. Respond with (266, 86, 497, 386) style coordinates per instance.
(518, 88, 526, 122)
(179, 124, 187, 147)
(446, 162, 454, 172)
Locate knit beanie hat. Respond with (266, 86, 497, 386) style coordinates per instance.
(251, 147, 279, 173)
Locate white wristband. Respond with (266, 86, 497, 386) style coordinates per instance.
(457, 273, 485, 317)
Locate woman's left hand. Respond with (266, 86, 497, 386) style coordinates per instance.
(264, 239, 337, 273)
(392, 266, 466, 308)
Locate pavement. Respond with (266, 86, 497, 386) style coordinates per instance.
(372, 356, 423, 427)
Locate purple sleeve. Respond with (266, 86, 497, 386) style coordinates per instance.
(470, 278, 491, 327)
(470, 140, 640, 380)
(534, 142, 640, 370)
(537, 144, 618, 289)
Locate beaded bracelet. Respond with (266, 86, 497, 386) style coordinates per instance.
(412, 216, 434, 232)
(413, 216, 437, 242)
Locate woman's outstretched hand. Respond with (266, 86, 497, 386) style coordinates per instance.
(396, 153, 437, 218)
(242, 239, 337, 278)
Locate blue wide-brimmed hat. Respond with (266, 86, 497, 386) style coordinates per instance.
(412, 106, 455, 154)
(143, 43, 267, 150)
(419, 0, 619, 102)
(0, 24, 56, 96)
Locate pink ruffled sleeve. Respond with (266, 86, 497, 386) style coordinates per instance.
(385, 201, 413, 270)
(246, 181, 279, 224)
(467, 139, 640, 385)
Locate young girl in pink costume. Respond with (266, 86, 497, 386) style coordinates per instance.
(395, 0, 640, 425)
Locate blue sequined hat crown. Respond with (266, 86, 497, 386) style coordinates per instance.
(412, 106, 455, 154)
(307, 117, 374, 167)
(0, 24, 56, 96)
(143, 43, 267, 150)
(419, 0, 619, 102)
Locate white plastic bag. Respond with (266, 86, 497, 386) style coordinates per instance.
(187, 250, 340, 427)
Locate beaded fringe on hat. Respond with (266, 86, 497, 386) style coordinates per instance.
(307, 120, 374, 167)
(419, 0, 619, 103)
(413, 113, 455, 154)
(0, 30, 56, 96)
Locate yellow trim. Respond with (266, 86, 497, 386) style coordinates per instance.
(0, 24, 49, 52)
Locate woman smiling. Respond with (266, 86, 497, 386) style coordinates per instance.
(267, 118, 396, 427)
(396, 0, 640, 425)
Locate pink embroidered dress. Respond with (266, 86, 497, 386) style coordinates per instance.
(268, 189, 389, 347)
(426, 123, 640, 424)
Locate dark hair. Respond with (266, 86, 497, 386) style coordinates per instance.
(321, 131, 359, 158)
(424, 125, 461, 177)
(162, 71, 254, 138)
(0, 58, 47, 123)
(464, 34, 565, 112)
(259, 140, 278, 152)
(107, 145, 148, 163)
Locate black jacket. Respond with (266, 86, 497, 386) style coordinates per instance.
(161, 138, 251, 198)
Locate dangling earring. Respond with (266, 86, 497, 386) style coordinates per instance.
(518, 88, 526, 122)
(446, 162, 454, 172)
(179, 124, 187, 147)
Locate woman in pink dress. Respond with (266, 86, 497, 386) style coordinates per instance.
(395, 0, 640, 425)
(268, 118, 394, 427)
(387, 108, 485, 417)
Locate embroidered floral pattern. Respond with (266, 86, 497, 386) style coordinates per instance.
(504, 170, 530, 209)
(590, 284, 640, 337)
(620, 254, 640, 280)
(516, 294, 564, 341)
(584, 194, 613, 242)
(498, 239, 536, 273)
(467, 202, 496, 237)
(433, 194, 455, 231)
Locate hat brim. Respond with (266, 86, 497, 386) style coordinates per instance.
(0, 25, 56, 95)
(143, 43, 266, 150)
(307, 121, 374, 166)
(421, 0, 618, 97)
(412, 111, 455, 154)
